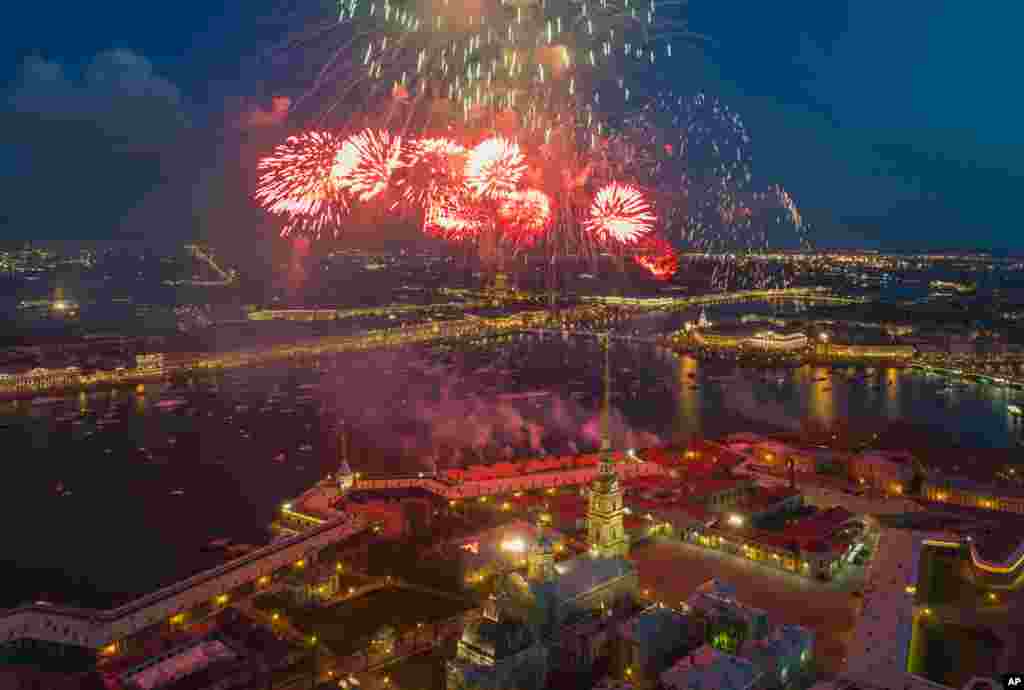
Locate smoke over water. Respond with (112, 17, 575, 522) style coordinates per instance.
(722, 379, 802, 433)
(319, 343, 666, 471)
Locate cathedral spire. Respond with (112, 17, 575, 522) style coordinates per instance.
(337, 424, 354, 493)
(600, 332, 612, 454)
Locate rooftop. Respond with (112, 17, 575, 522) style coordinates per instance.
(912, 502, 1024, 563)
(539, 555, 636, 605)
(854, 450, 916, 465)
(618, 605, 693, 646)
(346, 487, 439, 503)
(745, 624, 813, 665)
(119, 637, 240, 690)
(732, 487, 800, 515)
(459, 614, 536, 661)
(713, 506, 857, 555)
(660, 644, 760, 690)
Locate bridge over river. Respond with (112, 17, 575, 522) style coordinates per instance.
(0, 286, 854, 399)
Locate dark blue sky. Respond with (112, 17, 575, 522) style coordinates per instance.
(2, 1, 1022, 249)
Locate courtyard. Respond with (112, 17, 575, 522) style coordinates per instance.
(253, 586, 474, 659)
(630, 539, 862, 678)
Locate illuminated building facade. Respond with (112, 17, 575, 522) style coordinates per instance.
(281, 565, 341, 606)
(922, 477, 1024, 515)
(849, 451, 916, 496)
(134, 353, 164, 372)
(746, 330, 809, 351)
(448, 589, 550, 690)
(684, 507, 860, 581)
(0, 366, 82, 393)
(693, 325, 808, 351)
(814, 342, 915, 359)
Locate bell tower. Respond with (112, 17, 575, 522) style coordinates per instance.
(527, 519, 557, 582)
(587, 334, 628, 559)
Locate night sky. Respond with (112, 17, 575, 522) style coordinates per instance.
(2, 1, 1022, 250)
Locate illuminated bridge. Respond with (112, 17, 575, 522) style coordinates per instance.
(911, 363, 1024, 390)
(581, 287, 867, 309)
(0, 287, 860, 399)
(247, 301, 488, 322)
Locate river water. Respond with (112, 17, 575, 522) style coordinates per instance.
(2, 304, 1021, 609)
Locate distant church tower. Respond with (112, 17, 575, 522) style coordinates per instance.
(697, 308, 710, 329)
(587, 334, 628, 559)
(336, 427, 354, 493)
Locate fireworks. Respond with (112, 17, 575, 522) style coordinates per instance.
(465, 137, 527, 200)
(618, 91, 810, 289)
(255, 132, 349, 239)
(332, 129, 405, 202)
(772, 184, 803, 231)
(584, 182, 656, 245)
(423, 191, 485, 241)
(633, 235, 678, 280)
(498, 189, 552, 246)
(297, 0, 701, 140)
(393, 136, 467, 211)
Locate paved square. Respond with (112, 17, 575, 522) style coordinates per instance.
(630, 540, 861, 678)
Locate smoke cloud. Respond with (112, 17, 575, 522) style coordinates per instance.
(320, 348, 664, 470)
(721, 380, 802, 432)
(238, 96, 291, 129)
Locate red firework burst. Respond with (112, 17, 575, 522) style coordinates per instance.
(464, 137, 526, 199)
(332, 129, 404, 202)
(498, 189, 552, 247)
(254, 131, 349, 239)
(423, 191, 485, 241)
(393, 137, 467, 211)
(633, 236, 679, 280)
(584, 182, 656, 245)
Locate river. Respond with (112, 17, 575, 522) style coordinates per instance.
(1, 310, 1021, 609)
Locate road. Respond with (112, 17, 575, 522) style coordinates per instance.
(841, 527, 917, 686)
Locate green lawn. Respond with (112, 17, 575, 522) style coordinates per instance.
(254, 587, 472, 658)
(908, 621, 1003, 689)
(915, 546, 971, 606)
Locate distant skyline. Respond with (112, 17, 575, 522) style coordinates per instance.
(1, 1, 1022, 250)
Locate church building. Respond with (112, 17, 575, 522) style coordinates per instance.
(447, 335, 640, 690)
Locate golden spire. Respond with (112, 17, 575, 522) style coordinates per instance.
(600, 332, 612, 454)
